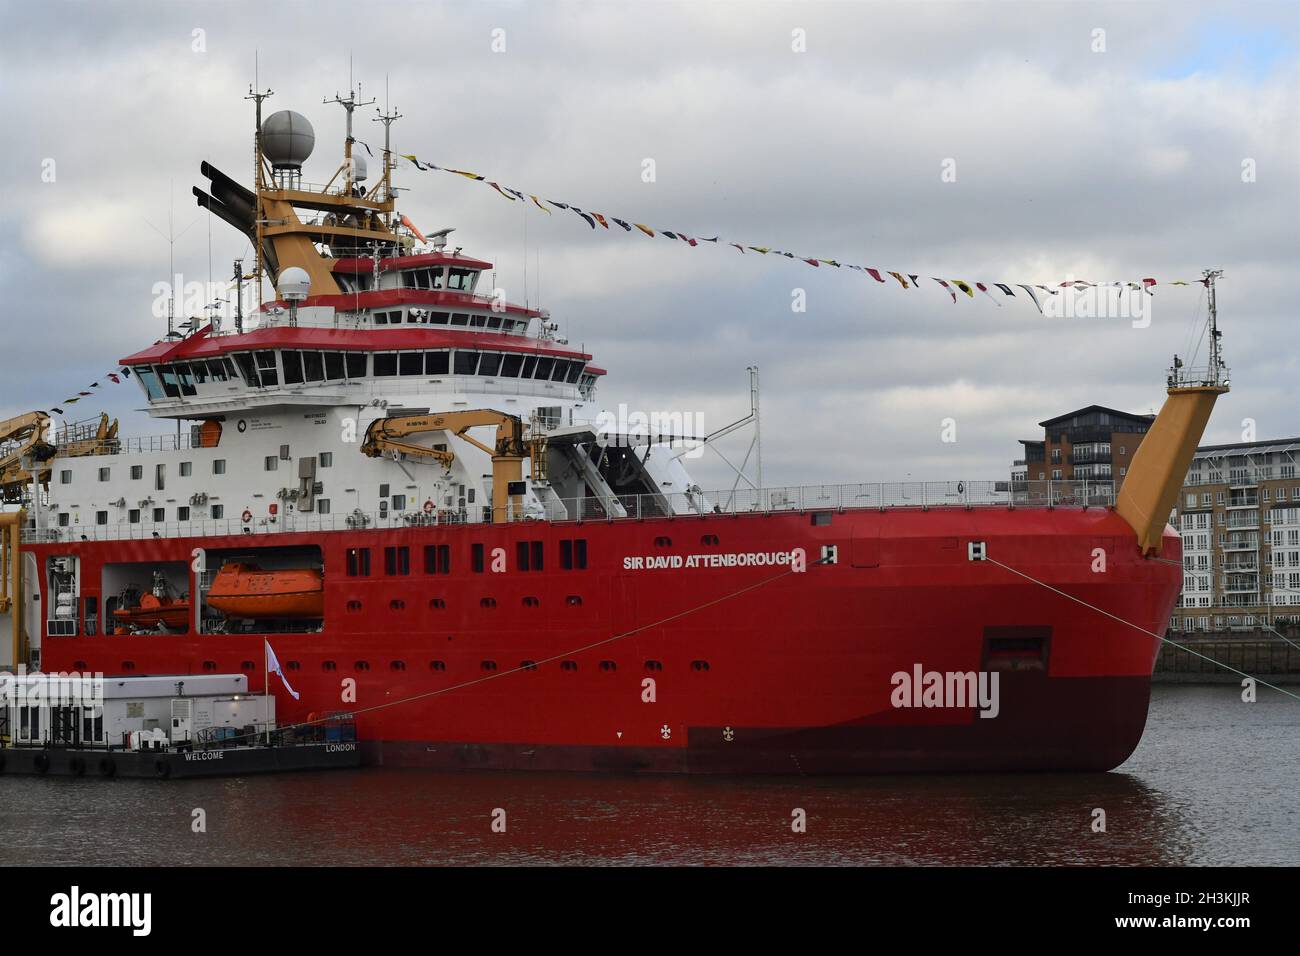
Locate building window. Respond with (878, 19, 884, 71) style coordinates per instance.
(211, 504, 224, 519)
(516, 540, 545, 571)
(58, 513, 69, 527)
(319, 452, 333, 468)
(425, 544, 451, 575)
(130, 465, 143, 480)
(391, 494, 406, 512)
(153, 508, 165, 522)
(95, 511, 108, 525)
(213, 459, 226, 475)
(346, 548, 371, 577)
(128, 509, 140, 523)
(177, 506, 190, 521)
(560, 538, 589, 570)
(265, 456, 278, 471)
(384, 546, 410, 576)
(317, 499, 330, 515)
(98, 467, 110, 482)
(180, 461, 192, 477)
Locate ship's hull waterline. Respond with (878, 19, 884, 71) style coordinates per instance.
(32, 505, 1180, 774)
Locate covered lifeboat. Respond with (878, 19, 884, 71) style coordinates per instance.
(205, 562, 324, 619)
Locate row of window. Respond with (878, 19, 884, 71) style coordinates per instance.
(137, 349, 591, 397)
(345, 539, 590, 577)
(372, 307, 528, 334)
(101, 657, 712, 675)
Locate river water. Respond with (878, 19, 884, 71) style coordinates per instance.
(2, 685, 1296, 866)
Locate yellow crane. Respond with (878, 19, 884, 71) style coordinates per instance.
(0, 411, 119, 500)
(360, 410, 534, 524)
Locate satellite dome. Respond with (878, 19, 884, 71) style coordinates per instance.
(261, 110, 315, 169)
(349, 153, 368, 182)
(277, 266, 311, 302)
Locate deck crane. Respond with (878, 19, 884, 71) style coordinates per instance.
(360, 410, 536, 524)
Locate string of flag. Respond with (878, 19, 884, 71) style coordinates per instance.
(399, 153, 1213, 313)
(52, 368, 132, 416)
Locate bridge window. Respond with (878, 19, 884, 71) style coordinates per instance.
(345, 353, 367, 379)
(454, 351, 479, 375)
(447, 268, 475, 291)
(232, 353, 259, 387)
(534, 357, 554, 380)
(302, 351, 325, 382)
(136, 366, 164, 401)
(159, 365, 180, 398)
(374, 352, 398, 376)
(206, 359, 230, 382)
(323, 352, 345, 379)
(424, 351, 449, 374)
(282, 351, 304, 384)
(520, 356, 537, 378)
(399, 352, 423, 376)
(255, 351, 279, 387)
(430, 311, 450, 324)
(450, 312, 470, 326)
(500, 354, 523, 377)
(478, 353, 502, 376)
(175, 364, 197, 396)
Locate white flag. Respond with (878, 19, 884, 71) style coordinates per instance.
(264, 639, 300, 700)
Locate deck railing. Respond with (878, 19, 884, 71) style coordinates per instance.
(19, 480, 1115, 544)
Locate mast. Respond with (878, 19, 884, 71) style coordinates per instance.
(373, 91, 402, 229)
(325, 79, 374, 197)
(245, 60, 274, 308)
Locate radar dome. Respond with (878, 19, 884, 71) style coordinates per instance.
(348, 153, 368, 182)
(261, 110, 315, 169)
(277, 266, 311, 302)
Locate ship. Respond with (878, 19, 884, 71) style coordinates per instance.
(0, 88, 1231, 773)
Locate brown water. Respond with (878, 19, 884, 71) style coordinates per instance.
(2, 685, 1297, 866)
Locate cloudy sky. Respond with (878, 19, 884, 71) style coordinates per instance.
(2, 0, 1296, 489)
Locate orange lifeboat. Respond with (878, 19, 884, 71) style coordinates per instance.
(112, 572, 190, 630)
(205, 562, 324, 619)
(111, 591, 191, 630)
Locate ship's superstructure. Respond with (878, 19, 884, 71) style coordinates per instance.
(0, 91, 1230, 774)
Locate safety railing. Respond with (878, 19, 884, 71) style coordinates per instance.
(20, 480, 1115, 544)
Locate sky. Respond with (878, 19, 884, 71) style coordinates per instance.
(1, 0, 1297, 490)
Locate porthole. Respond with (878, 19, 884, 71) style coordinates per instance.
(691, 660, 711, 672)
(561, 660, 578, 671)
(322, 660, 337, 671)
(429, 660, 446, 672)
(644, 660, 663, 672)
(480, 597, 497, 608)
(429, 598, 446, 610)
(566, 595, 583, 606)
(600, 660, 617, 672)
(481, 660, 498, 672)
(354, 661, 370, 672)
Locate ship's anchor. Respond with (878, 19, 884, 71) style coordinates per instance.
(660, 724, 671, 740)
(723, 726, 735, 742)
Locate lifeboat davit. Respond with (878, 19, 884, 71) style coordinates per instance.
(111, 593, 191, 630)
(205, 562, 324, 619)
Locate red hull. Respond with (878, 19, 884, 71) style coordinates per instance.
(29, 506, 1180, 773)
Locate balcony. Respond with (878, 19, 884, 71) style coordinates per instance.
(1226, 513, 1260, 530)
(1226, 495, 1259, 509)
(1223, 535, 1259, 551)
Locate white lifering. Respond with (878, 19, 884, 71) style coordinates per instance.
(241, 509, 253, 524)
(423, 499, 435, 514)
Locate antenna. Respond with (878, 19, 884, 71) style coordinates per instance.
(232, 259, 245, 334)
(1205, 268, 1224, 383)
(325, 71, 374, 197)
(246, 53, 274, 307)
(372, 80, 402, 226)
